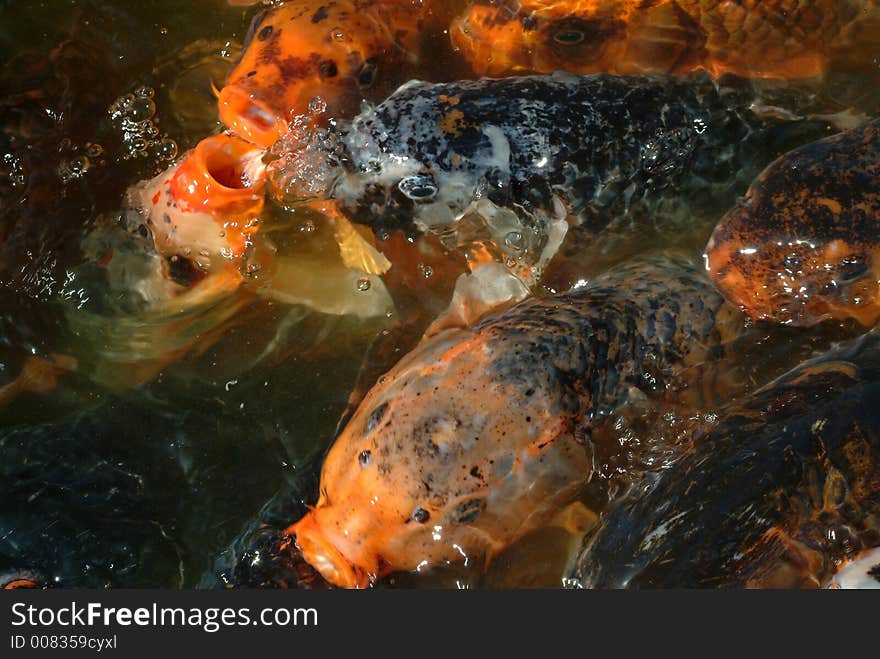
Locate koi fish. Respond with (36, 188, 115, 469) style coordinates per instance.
(271, 72, 832, 283)
(287, 254, 737, 588)
(451, 0, 880, 79)
(574, 331, 880, 588)
(75, 133, 393, 389)
(705, 118, 880, 328)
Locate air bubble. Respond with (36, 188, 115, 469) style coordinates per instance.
(108, 89, 176, 170)
(505, 231, 524, 249)
(418, 263, 433, 279)
(308, 96, 328, 115)
(357, 278, 371, 291)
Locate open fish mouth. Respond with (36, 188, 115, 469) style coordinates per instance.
(289, 514, 374, 589)
(217, 85, 285, 149)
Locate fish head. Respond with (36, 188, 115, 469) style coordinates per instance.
(706, 128, 880, 328)
(218, 1, 425, 147)
(327, 85, 518, 235)
(290, 322, 589, 587)
(451, 0, 630, 76)
(100, 134, 266, 307)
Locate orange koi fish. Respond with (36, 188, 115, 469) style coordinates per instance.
(451, 0, 880, 79)
(218, 0, 437, 148)
(288, 255, 733, 588)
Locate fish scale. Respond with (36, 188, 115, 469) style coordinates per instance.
(453, 1, 880, 79)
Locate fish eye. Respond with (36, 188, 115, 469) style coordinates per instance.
(357, 59, 380, 89)
(398, 175, 438, 201)
(358, 450, 371, 467)
(411, 507, 430, 524)
(553, 29, 585, 45)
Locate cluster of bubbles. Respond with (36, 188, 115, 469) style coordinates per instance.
(57, 139, 106, 185)
(108, 86, 178, 166)
(0, 151, 26, 198)
(267, 97, 341, 208)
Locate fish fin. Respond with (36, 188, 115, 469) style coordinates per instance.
(331, 215, 392, 276)
(423, 262, 529, 338)
(335, 320, 424, 436)
(256, 253, 394, 319)
(0, 354, 78, 408)
(549, 501, 598, 537)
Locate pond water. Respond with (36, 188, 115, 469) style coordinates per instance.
(1, 1, 878, 589)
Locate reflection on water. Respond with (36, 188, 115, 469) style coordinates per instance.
(1, 1, 879, 588)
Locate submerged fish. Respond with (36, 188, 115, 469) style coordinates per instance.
(271, 72, 832, 282)
(218, 0, 439, 147)
(573, 331, 880, 589)
(451, 0, 880, 79)
(706, 118, 880, 328)
(287, 254, 740, 588)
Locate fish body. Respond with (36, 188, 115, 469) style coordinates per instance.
(273, 72, 829, 271)
(451, 0, 880, 79)
(706, 118, 880, 328)
(574, 331, 880, 588)
(288, 255, 731, 588)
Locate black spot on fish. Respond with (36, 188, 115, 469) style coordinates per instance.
(277, 56, 313, 83)
(318, 59, 338, 79)
(449, 499, 484, 524)
(869, 563, 880, 582)
(311, 6, 329, 23)
(520, 14, 538, 31)
(364, 402, 389, 435)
